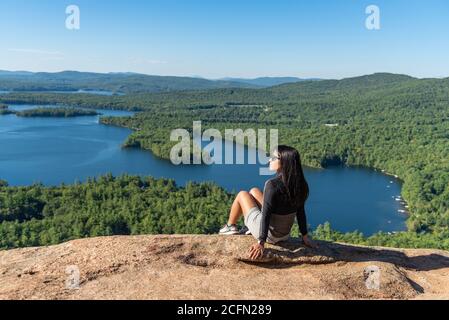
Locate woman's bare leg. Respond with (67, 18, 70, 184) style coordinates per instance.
(249, 188, 263, 209)
(227, 191, 258, 225)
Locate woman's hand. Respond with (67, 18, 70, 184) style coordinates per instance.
(248, 242, 264, 260)
(302, 234, 318, 249)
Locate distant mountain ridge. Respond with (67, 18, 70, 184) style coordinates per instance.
(0, 70, 262, 94)
(263, 72, 422, 96)
(0, 70, 324, 94)
(1, 70, 444, 96)
(219, 76, 321, 87)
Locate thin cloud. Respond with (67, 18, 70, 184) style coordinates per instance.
(146, 59, 168, 64)
(129, 57, 168, 65)
(7, 48, 63, 56)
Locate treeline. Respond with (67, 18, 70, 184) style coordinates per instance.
(0, 92, 141, 111)
(0, 175, 233, 249)
(311, 222, 449, 250)
(15, 107, 99, 118)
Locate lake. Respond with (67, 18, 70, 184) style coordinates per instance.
(0, 104, 408, 235)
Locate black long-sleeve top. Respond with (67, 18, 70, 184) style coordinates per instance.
(259, 175, 308, 243)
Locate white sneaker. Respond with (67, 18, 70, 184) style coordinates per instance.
(219, 224, 239, 235)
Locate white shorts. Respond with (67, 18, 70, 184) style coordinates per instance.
(244, 207, 293, 244)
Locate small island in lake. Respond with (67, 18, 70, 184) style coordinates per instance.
(15, 107, 100, 118)
(0, 104, 15, 115)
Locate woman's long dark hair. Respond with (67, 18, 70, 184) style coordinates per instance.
(276, 145, 309, 207)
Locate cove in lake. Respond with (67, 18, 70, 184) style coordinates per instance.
(0, 104, 408, 235)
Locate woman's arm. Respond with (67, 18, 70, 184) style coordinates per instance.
(249, 181, 275, 260)
(297, 204, 318, 248)
(258, 180, 276, 244)
(296, 204, 308, 236)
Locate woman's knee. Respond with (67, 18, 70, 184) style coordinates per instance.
(249, 188, 261, 196)
(237, 190, 250, 199)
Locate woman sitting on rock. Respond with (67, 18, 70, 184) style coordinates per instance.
(219, 145, 317, 259)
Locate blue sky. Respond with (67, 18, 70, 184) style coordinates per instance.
(1, 0, 448, 79)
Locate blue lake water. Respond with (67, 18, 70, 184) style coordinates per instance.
(0, 104, 408, 235)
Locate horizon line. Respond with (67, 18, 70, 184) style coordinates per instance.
(1, 69, 449, 81)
